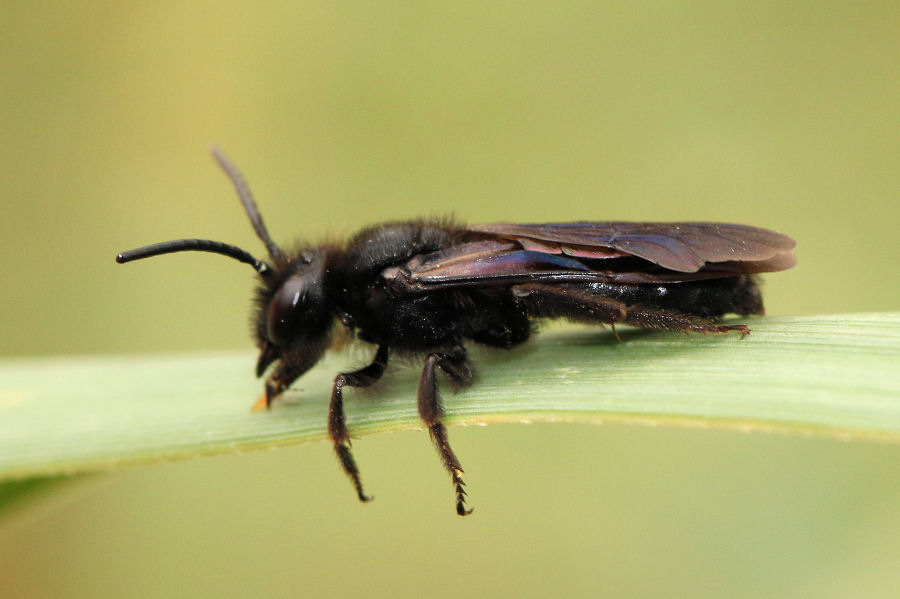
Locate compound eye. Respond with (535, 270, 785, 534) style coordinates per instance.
(266, 275, 305, 346)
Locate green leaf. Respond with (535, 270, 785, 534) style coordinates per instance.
(1, 313, 898, 483)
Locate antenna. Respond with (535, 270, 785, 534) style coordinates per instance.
(210, 146, 282, 260)
(115, 148, 280, 275)
(116, 238, 269, 274)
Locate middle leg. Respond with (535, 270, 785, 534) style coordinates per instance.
(417, 346, 474, 516)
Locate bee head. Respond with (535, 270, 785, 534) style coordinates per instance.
(252, 248, 332, 377)
(116, 147, 332, 379)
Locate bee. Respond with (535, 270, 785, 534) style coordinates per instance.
(117, 148, 796, 515)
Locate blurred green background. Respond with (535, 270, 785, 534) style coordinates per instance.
(1, 1, 898, 597)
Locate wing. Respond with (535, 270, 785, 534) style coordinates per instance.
(382, 222, 796, 293)
(471, 222, 796, 272)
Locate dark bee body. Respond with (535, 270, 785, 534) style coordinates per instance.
(117, 150, 796, 515)
(328, 221, 765, 347)
(328, 222, 467, 349)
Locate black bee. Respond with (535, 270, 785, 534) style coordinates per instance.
(117, 148, 796, 515)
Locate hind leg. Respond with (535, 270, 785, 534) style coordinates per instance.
(514, 283, 749, 336)
(625, 307, 749, 337)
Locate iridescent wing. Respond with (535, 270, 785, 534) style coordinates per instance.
(471, 222, 796, 272)
(382, 222, 795, 293)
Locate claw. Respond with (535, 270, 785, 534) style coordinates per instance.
(610, 323, 623, 342)
(733, 324, 751, 339)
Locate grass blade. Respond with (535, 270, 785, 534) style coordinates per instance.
(1, 313, 898, 482)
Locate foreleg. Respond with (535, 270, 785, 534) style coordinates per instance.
(329, 345, 389, 503)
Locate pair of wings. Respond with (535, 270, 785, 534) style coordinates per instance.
(384, 222, 796, 292)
